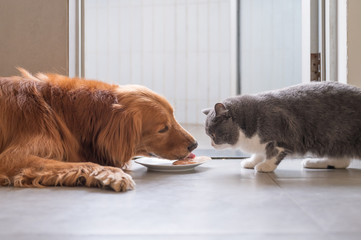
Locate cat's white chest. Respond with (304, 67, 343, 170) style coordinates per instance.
(234, 130, 266, 154)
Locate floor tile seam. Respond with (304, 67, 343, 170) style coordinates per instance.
(266, 173, 328, 233)
(269, 176, 361, 180)
(0, 231, 335, 237)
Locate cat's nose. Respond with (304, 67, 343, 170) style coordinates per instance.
(188, 141, 198, 152)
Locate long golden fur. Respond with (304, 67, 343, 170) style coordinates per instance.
(0, 69, 197, 191)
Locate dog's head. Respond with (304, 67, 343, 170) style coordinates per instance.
(115, 86, 197, 160)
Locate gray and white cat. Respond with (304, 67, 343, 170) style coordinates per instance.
(203, 82, 361, 172)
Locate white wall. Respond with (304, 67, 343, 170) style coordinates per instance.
(240, 0, 302, 93)
(84, 0, 236, 124)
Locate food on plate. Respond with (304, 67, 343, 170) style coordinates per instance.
(173, 159, 198, 165)
(172, 153, 209, 165)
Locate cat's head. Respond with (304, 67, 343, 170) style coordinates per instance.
(202, 103, 239, 149)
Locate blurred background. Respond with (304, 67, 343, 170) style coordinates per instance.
(83, 0, 301, 125)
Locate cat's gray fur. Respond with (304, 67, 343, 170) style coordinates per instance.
(203, 82, 361, 170)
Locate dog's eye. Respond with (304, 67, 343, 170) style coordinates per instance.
(158, 126, 169, 133)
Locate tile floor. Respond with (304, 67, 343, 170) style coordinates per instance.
(1, 159, 361, 240)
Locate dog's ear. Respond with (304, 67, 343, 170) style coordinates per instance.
(214, 103, 228, 117)
(202, 108, 211, 115)
(98, 109, 142, 168)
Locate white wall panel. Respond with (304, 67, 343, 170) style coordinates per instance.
(240, 0, 302, 94)
(84, 0, 235, 124)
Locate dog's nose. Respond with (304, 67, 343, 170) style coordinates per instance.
(188, 141, 198, 152)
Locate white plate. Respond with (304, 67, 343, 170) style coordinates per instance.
(134, 156, 211, 172)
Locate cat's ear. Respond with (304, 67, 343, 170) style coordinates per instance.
(202, 108, 211, 115)
(214, 103, 228, 117)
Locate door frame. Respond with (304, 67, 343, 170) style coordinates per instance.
(302, 0, 346, 83)
(68, 0, 84, 78)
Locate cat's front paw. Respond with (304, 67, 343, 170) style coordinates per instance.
(255, 162, 277, 173)
(241, 155, 264, 169)
(241, 159, 257, 169)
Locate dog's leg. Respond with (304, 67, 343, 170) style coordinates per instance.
(0, 153, 135, 192)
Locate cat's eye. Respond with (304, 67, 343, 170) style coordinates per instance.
(211, 133, 216, 139)
(158, 126, 169, 133)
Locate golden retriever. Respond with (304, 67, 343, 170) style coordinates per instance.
(0, 69, 197, 191)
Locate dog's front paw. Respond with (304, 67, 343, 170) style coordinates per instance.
(255, 162, 276, 173)
(93, 168, 135, 192)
